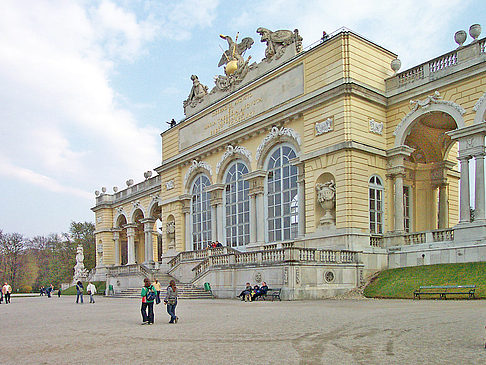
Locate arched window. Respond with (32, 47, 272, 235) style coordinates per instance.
(191, 175, 211, 250)
(369, 175, 384, 234)
(224, 161, 250, 247)
(266, 144, 298, 242)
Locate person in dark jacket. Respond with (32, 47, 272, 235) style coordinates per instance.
(237, 283, 252, 301)
(253, 282, 269, 300)
(75, 281, 84, 304)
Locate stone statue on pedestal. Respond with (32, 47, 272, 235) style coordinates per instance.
(257, 27, 303, 62)
(73, 245, 88, 283)
(183, 75, 208, 109)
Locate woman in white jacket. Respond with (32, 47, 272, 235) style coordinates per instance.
(86, 282, 97, 303)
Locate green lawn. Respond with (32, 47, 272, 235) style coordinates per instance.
(61, 281, 106, 295)
(364, 262, 486, 299)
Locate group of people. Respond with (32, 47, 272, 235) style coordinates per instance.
(140, 278, 178, 325)
(1, 282, 12, 304)
(39, 284, 60, 298)
(237, 282, 268, 301)
(206, 241, 223, 249)
(75, 281, 97, 304)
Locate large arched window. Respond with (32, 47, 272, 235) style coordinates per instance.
(266, 144, 298, 242)
(224, 161, 250, 247)
(191, 175, 211, 250)
(369, 175, 384, 234)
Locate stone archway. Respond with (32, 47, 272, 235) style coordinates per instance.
(393, 93, 465, 231)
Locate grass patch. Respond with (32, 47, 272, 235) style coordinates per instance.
(61, 281, 106, 295)
(364, 262, 486, 299)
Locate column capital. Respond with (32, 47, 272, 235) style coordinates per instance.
(206, 183, 225, 206)
(244, 170, 266, 196)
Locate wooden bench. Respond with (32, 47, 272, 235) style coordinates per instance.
(413, 285, 476, 299)
(257, 288, 281, 301)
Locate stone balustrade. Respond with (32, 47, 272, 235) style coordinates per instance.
(386, 37, 485, 92)
(403, 228, 454, 245)
(95, 175, 161, 206)
(192, 247, 359, 280)
(168, 246, 239, 268)
(106, 264, 142, 276)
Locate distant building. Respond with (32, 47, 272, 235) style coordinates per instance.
(92, 25, 486, 299)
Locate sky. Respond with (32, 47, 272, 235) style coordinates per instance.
(0, 0, 484, 237)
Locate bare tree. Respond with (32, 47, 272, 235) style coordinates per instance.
(0, 232, 26, 288)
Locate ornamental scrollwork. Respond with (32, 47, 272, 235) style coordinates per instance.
(216, 145, 252, 174)
(256, 126, 301, 162)
(184, 160, 213, 187)
(394, 91, 466, 136)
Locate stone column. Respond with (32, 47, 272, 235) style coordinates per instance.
(393, 172, 405, 232)
(475, 153, 486, 221)
(179, 194, 193, 251)
(438, 183, 449, 229)
(458, 156, 471, 223)
(142, 219, 156, 263)
(112, 230, 121, 266)
(297, 171, 306, 237)
(249, 193, 257, 243)
(206, 184, 225, 243)
(244, 170, 266, 247)
(125, 224, 136, 265)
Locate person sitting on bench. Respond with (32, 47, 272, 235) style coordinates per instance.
(237, 283, 252, 301)
(253, 282, 268, 300)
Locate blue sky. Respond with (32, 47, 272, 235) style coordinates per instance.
(0, 0, 484, 237)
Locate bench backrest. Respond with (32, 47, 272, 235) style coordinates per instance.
(419, 285, 475, 289)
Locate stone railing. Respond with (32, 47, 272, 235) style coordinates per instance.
(168, 247, 239, 268)
(386, 37, 485, 92)
(192, 247, 359, 280)
(370, 235, 383, 247)
(106, 264, 143, 276)
(95, 175, 161, 207)
(404, 228, 454, 245)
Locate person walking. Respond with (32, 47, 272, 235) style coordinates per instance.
(164, 280, 179, 324)
(140, 278, 156, 325)
(86, 282, 97, 303)
(58, 288, 61, 298)
(2, 282, 12, 304)
(153, 279, 162, 305)
(75, 281, 84, 304)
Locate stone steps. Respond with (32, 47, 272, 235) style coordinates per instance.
(111, 284, 213, 299)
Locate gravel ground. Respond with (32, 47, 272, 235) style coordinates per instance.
(1, 296, 486, 364)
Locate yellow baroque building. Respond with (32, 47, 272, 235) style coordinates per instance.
(92, 26, 486, 299)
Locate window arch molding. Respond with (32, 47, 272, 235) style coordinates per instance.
(256, 126, 301, 169)
(190, 173, 212, 250)
(369, 174, 384, 235)
(264, 143, 299, 243)
(216, 145, 252, 183)
(222, 159, 250, 247)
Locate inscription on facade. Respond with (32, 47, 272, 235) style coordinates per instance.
(179, 64, 304, 150)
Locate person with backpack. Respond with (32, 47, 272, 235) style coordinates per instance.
(164, 280, 179, 324)
(141, 277, 156, 325)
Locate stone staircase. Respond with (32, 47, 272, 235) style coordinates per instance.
(110, 276, 213, 300)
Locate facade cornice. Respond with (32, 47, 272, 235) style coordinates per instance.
(155, 80, 387, 174)
(91, 185, 161, 210)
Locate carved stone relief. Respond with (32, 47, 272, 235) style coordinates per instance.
(256, 126, 301, 162)
(216, 145, 252, 174)
(315, 118, 333, 135)
(184, 160, 213, 187)
(369, 119, 383, 135)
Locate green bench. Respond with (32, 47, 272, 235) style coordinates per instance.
(413, 285, 476, 299)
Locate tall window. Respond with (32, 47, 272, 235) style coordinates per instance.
(369, 175, 384, 234)
(404, 186, 411, 232)
(224, 161, 250, 247)
(191, 175, 211, 250)
(267, 145, 298, 242)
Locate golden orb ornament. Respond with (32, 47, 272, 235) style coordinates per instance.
(225, 59, 238, 75)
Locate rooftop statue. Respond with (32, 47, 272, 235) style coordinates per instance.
(213, 33, 254, 92)
(183, 75, 208, 109)
(257, 27, 303, 61)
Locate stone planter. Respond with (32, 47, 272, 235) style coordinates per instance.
(454, 30, 467, 47)
(469, 24, 481, 41)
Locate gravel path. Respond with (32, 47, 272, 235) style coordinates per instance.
(1, 296, 486, 364)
